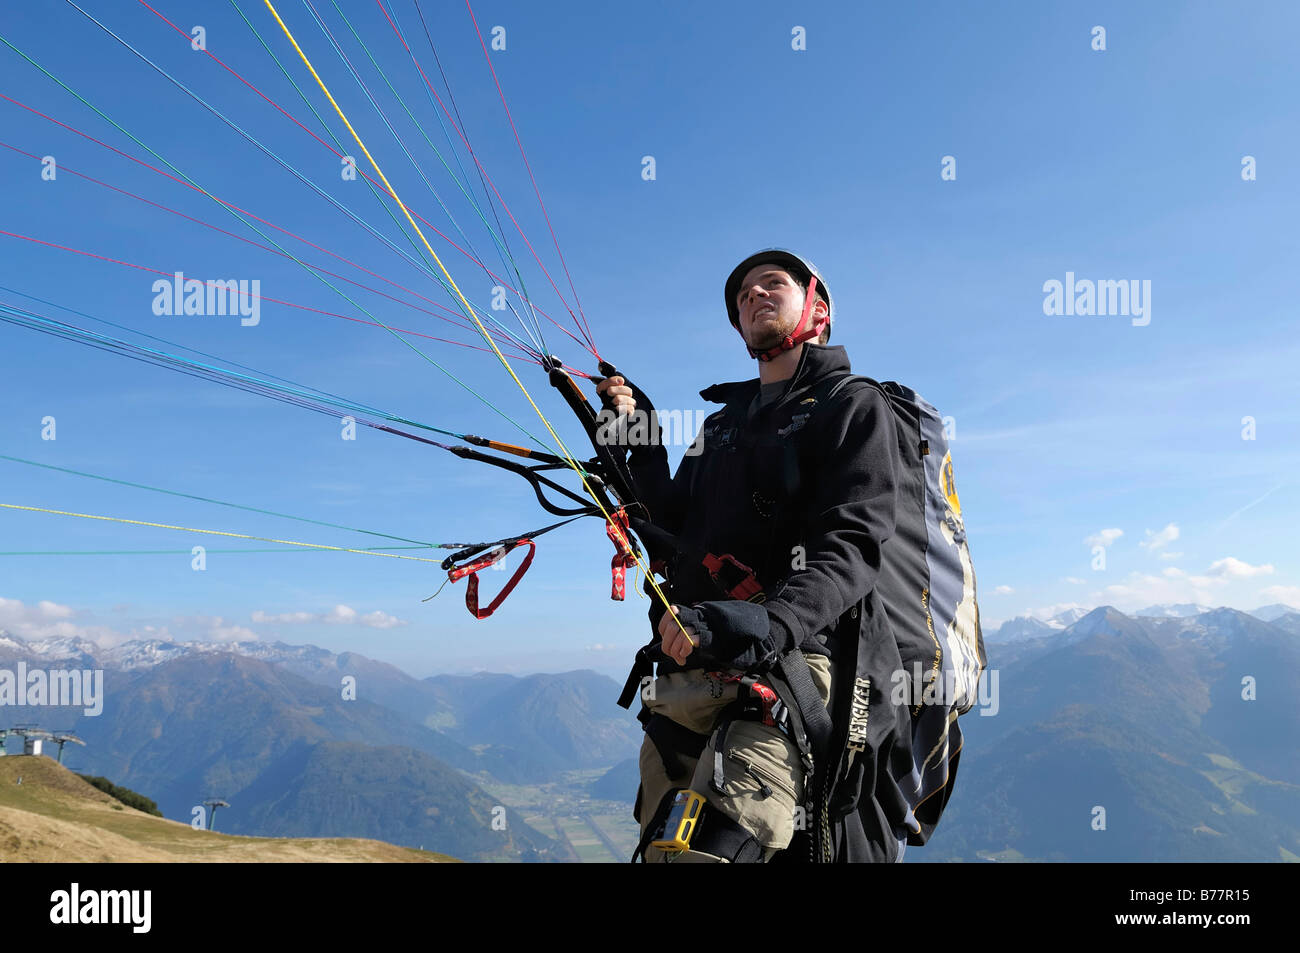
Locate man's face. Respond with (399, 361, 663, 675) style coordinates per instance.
(734, 264, 825, 350)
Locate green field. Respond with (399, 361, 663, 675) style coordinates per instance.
(477, 767, 640, 863)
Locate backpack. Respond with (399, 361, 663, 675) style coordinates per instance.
(810, 372, 988, 849)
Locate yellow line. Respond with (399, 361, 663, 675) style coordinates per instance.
(263, 1, 690, 643)
(0, 503, 442, 563)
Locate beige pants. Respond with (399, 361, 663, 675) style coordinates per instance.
(635, 654, 833, 863)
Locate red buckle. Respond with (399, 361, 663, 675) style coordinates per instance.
(747, 681, 779, 726)
(707, 672, 780, 727)
(701, 552, 765, 603)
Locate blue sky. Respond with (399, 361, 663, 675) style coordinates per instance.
(1, 0, 1296, 679)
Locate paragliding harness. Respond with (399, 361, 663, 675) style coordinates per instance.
(618, 370, 988, 862)
(617, 520, 835, 863)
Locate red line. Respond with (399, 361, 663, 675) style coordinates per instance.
(0, 227, 544, 365)
(0, 139, 519, 348)
(462, 0, 598, 356)
(0, 92, 591, 359)
(379, 0, 596, 353)
(132, 0, 597, 359)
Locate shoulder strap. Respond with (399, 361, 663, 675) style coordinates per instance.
(825, 372, 877, 404)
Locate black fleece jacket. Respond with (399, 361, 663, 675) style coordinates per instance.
(628, 344, 901, 673)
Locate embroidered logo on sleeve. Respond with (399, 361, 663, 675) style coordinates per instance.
(778, 412, 811, 437)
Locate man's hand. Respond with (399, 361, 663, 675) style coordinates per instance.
(595, 375, 637, 417)
(657, 604, 696, 664)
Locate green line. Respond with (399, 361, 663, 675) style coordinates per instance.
(0, 453, 435, 547)
(228, 0, 443, 295)
(0, 21, 555, 454)
(325, 0, 546, 356)
(238, 0, 548, 362)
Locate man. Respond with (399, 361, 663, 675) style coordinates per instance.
(599, 248, 906, 863)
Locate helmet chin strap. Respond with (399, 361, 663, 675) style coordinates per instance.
(742, 275, 829, 362)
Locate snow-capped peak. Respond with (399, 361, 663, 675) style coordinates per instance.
(1134, 603, 1216, 619)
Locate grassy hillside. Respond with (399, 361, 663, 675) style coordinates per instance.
(226, 741, 559, 861)
(0, 756, 456, 863)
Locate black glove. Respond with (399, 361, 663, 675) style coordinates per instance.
(677, 600, 778, 671)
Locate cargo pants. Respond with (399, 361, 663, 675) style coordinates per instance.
(634, 653, 833, 863)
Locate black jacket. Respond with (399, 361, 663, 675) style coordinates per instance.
(628, 344, 901, 676)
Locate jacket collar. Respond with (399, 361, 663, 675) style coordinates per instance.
(699, 344, 853, 406)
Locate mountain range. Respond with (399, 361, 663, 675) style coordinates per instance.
(0, 632, 641, 860)
(3, 600, 1298, 862)
(986, 603, 1298, 641)
(919, 604, 1300, 862)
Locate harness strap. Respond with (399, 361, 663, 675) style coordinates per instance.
(692, 808, 767, 863)
(632, 788, 680, 863)
(449, 539, 535, 619)
(643, 712, 709, 778)
(617, 643, 657, 710)
(607, 507, 638, 600)
(774, 651, 834, 762)
(708, 672, 783, 728)
(771, 650, 837, 862)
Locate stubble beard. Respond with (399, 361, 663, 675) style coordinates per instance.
(746, 307, 798, 351)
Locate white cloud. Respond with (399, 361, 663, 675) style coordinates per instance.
(205, 618, 259, 643)
(358, 610, 404, 630)
(1094, 572, 1216, 609)
(1158, 551, 1183, 560)
(1084, 528, 1123, 549)
(170, 614, 261, 644)
(1091, 556, 1281, 614)
(251, 604, 408, 630)
(994, 585, 1014, 595)
(1259, 585, 1300, 605)
(1205, 557, 1273, 579)
(326, 605, 358, 624)
(1140, 523, 1179, 551)
(1020, 601, 1088, 621)
(38, 600, 75, 620)
(0, 596, 133, 646)
(1063, 577, 1086, 585)
(0, 596, 76, 625)
(251, 610, 314, 624)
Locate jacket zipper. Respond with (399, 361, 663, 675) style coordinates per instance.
(727, 752, 796, 801)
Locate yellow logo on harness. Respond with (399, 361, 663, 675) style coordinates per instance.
(941, 451, 962, 517)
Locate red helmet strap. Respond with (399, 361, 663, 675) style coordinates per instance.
(742, 273, 828, 362)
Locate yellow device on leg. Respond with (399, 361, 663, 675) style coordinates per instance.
(650, 790, 707, 853)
